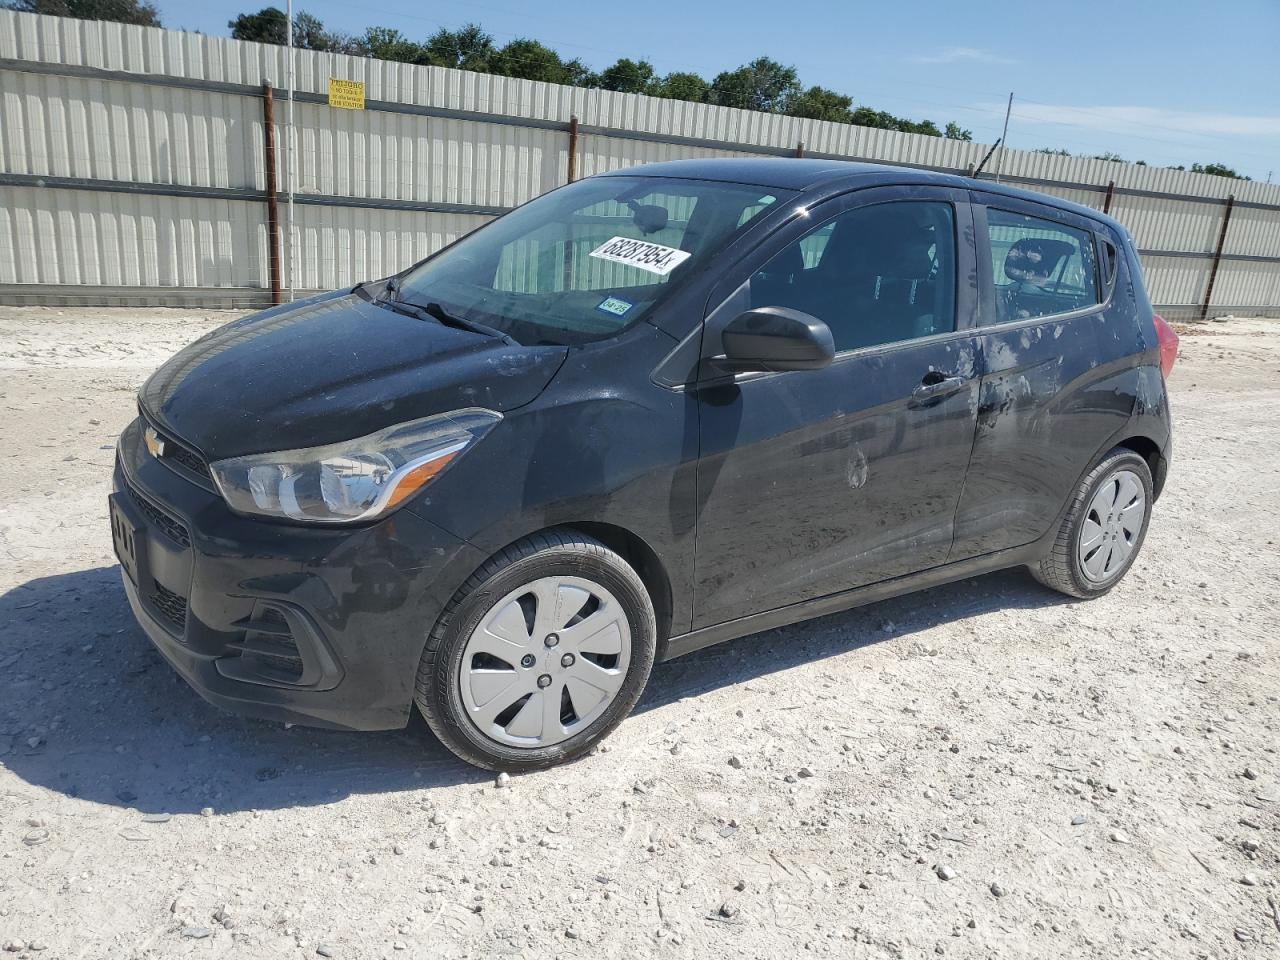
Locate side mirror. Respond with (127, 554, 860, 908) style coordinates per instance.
(713, 306, 835, 373)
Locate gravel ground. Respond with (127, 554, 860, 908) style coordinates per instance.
(1, 305, 1277, 959)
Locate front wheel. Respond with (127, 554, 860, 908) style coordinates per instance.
(415, 529, 656, 772)
(1030, 447, 1154, 599)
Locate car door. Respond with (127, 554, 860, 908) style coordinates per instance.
(947, 193, 1138, 562)
(691, 186, 982, 630)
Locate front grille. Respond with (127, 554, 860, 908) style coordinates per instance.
(150, 581, 188, 631)
(138, 410, 213, 486)
(164, 442, 209, 479)
(126, 482, 190, 548)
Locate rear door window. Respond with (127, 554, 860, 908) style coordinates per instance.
(985, 208, 1099, 321)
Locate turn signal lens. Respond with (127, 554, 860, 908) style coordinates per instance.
(384, 450, 462, 510)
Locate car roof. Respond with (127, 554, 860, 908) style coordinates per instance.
(601, 158, 1123, 233)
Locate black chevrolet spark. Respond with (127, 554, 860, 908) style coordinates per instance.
(112, 159, 1177, 771)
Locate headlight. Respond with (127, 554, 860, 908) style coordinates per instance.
(209, 409, 500, 523)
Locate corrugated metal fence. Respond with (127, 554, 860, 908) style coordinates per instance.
(2, 9, 1278, 319)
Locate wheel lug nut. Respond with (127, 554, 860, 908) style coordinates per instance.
(560, 652, 575, 668)
(536, 674, 552, 689)
(520, 654, 535, 668)
(544, 633, 560, 648)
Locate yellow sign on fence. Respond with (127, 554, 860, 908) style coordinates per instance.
(328, 78, 365, 110)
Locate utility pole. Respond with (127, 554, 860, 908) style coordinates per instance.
(994, 92, 1013, 183)
(286, 0, 296, 302)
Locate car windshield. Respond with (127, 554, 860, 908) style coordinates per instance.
(393, 176, 790, 345)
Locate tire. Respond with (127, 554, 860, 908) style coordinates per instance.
(1030, 447, 1154, 599)
(415, 528, 656, 772)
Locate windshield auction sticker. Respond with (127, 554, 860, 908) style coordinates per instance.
(588, 237, 692, 276)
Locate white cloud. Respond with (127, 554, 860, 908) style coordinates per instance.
(914, 47, 1016, 65)
(992, 101, 1280, 139)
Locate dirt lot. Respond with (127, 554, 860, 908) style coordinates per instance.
(1, 306, 1277, 959)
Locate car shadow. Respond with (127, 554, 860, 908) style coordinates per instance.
(637, 567, 1073, 712)
(0, 566, 488, 814)
(0, 563, 1070, 813)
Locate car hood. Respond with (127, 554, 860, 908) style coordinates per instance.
(138, 289, 568, 461)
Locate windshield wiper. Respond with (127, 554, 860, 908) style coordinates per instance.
(419, 301, 516, 346)
(376, 286, 515, 346)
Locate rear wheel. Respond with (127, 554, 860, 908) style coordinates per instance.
(415, 529, 656, 771)
(1030, 448, 1154, 599)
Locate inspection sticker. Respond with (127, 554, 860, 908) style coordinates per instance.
(588, 236, 691, 276)
(596, 296, 634, 317)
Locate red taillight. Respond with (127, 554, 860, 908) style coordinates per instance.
(1152, 314, 1179, 379)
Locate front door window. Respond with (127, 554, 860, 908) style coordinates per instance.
(748, 200, 958, 350)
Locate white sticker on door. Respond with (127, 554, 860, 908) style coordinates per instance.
(587, 236, 692, 276)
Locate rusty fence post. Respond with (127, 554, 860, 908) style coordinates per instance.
(795, 140, 805, 158)
(1103, 179, 1115, 214)
(1200, 194, 1235, 321)
(262, 82, 283, 305)
(566, 115, 579, 183)
(560, 115, 581, 291)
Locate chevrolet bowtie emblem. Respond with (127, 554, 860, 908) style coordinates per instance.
(144, 426, 166, 458)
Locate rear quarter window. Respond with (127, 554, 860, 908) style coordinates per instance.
(1098, 235, 1119, 291)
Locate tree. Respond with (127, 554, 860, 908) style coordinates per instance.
(785, 86, 853, 123)
(846, 106, 938, 136)
(5, 0, 160, 25)
(491, 38, 587, 85)
(900, 118, 942, 137)
(598, 58, 655, 94)
(1192, 162, 1248, 180)
(1093, 151, 1125, 162)
(849, 106, 900, 130)
(1036, 147, 1072, 156)
(229, 6, 285, 43)
(424, 23, 496, 72)
(205, 13, 983, 140)
(650, 71, 709, 102)
(709, 57, 799, 112)
(356, 27, 428, 64)
(228, 7, 334, 50)
(558, 57, 597, 88)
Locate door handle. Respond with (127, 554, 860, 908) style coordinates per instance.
(909, 374, 967, 407)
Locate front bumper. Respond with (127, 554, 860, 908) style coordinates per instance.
(112, 418, 484, 731)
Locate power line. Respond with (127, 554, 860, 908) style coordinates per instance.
(1007, 108, 1278, 164)
(274, 1, 1272, 174)
(1014, 95, 1256, 143)
(850, 89, 1277, 165)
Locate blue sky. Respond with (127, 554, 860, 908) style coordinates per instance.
(161, 0, 1280, 181)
